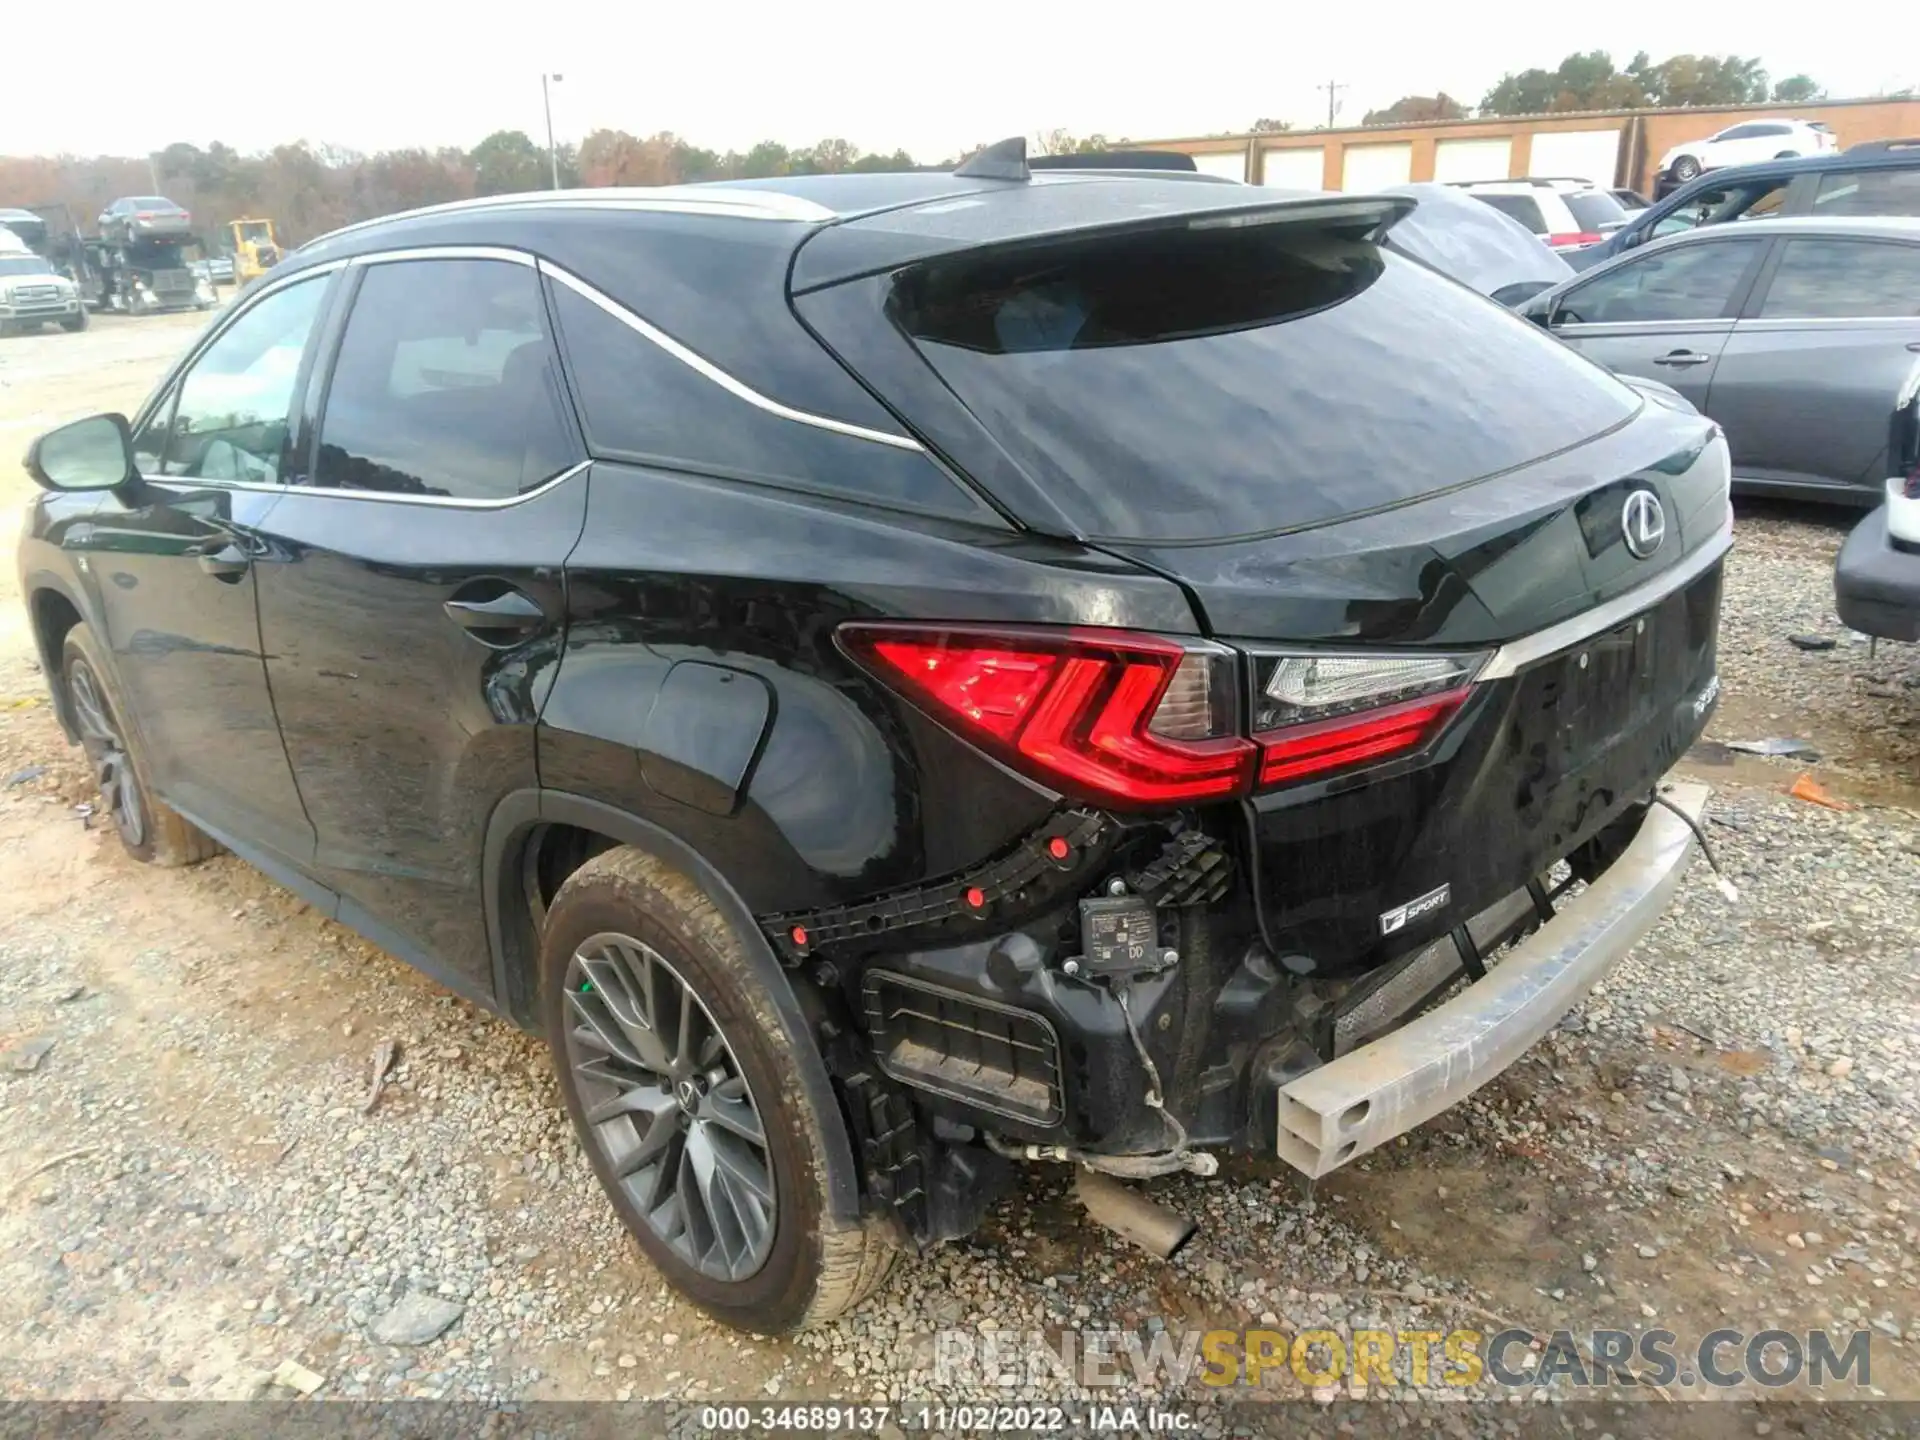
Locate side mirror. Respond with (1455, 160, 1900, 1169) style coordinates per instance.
(24, 414, 136, 492)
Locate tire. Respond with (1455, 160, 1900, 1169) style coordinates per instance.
(541, 846, 895, 1334)
(60, 309, 88, 332)
(1671, 155, 1701, 183)
(61, 625, 221, 867)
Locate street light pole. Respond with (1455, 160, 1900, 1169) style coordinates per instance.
(542, 73, 564, 189)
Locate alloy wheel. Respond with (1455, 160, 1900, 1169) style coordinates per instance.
(563, 933, 776, 1282)
(67, 656, 146, 850)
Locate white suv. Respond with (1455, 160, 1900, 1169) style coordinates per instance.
(1459, 179, 1632, 251)
(1660, 119, 1837, 184)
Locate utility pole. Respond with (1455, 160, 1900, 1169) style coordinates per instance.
(1319, 79, 1348, 129)
(542, 74, 564, 189)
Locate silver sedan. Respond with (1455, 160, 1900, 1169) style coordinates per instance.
(1521, 216, 1920, 505)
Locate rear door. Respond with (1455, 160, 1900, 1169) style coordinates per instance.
(1710, 235, 1920, 495)
(1547, 234, 1769, 410)
(1809, 166, 1920, 217)
(251, 250, 588, 998)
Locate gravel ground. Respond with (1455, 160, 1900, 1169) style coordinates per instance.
(3, 319, 1918, 1422)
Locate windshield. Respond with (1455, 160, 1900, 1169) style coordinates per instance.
(890, 221, 1638, 542)
(1565, 192, 1629, 231)
(0, 256, 55, 277)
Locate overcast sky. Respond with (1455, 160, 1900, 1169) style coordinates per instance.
(4, 2, 1912, 162)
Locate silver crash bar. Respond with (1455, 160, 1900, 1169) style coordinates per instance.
(1274, 780, 1708, 1178)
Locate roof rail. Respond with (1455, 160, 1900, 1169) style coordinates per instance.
(1028, 150, 1199, 172)
(1845, 138, 1920, 154)
(302, 185, 833, 252)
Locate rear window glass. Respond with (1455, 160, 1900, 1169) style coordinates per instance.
(888, 221, 1639, 542)
(1474, 194, 1546, 232)
(1565, 192, 1629, 231)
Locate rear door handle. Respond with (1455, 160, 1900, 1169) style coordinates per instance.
(443, 588, 548, 643)
(1906, 341, 1920, 353)
(196, 543, 252, 581)
(1653, 349, 1713, 368)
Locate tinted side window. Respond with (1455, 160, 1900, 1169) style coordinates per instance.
(158, 275, 328, 483)
(1652, 181, 1790, 238)
(1758, 239, 1920, 318)
(1560, 239, 1760, 324)
(547, 280, 977, 517)
(1475, 194, 1545, 232)
(314, 259, 578, 501)
(1813, 168, 1920, 216)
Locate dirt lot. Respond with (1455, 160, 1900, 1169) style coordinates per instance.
(2, 315, 1918, 1417)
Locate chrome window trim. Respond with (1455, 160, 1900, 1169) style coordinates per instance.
(148, 459, 593, 510)
(537, 259, 924, 452)
(1476, 513, 1733, 681)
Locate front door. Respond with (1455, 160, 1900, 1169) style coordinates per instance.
(252, 253, 587, 997)
(81, 271, 334, 861)
(1549, 234, 1769, 412)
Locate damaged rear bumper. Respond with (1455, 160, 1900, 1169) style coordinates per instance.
(1273, 780, 1707, 1178)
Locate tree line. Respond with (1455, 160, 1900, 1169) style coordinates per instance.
(0, 52, 1869, 247)
(1366, 51, 1826, 125)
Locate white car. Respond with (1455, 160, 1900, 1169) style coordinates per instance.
(0, 232, 86, 334)
(1459, 179, 1632, 251)
(1660, 119, 1837, 184)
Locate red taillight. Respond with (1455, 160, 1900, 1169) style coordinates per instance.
(1257, 689, 1471, 787)
(1546, 232, 1603, 249)
(841, 625, 1255, 807)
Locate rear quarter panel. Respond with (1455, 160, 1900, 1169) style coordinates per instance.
(538, 463, 1197, 913)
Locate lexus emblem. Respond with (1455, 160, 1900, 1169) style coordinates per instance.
(1621, 489, 1667, 559)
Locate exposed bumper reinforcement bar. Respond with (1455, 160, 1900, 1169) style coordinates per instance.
(1274, 780, 1708, 1178)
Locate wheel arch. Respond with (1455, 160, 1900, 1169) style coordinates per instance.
(25, 578, 90, 742)
(482, 787, 865, 1224)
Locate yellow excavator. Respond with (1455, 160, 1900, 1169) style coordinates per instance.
(227, 218, 281, 284)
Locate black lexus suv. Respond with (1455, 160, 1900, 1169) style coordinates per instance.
(17, 145, 1729, 1334)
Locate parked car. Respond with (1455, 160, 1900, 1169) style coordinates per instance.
(0, 240, 86, 333)
(1567, 142, 1920, 271)
(1659, 118, 1837, 187)
(1459, 178, 1632, 251)
(97, 196, 193, 247)
(1522, 216, 1920, 505)
(1379, 181, 1573, 304)
(1834, 388, 1920, 642)
(18, 159, 1729, 1334)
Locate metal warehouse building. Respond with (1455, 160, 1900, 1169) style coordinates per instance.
(1140, 96, 1920, 194)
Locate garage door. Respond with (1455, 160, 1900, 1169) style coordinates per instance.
(1528, 130, 1623, 187)
(1189, 151, 1247, 181)
(1260, 147, 1326, 189)
(1341, 142, 1412, 191)
(1433, 137, 1512, 184)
